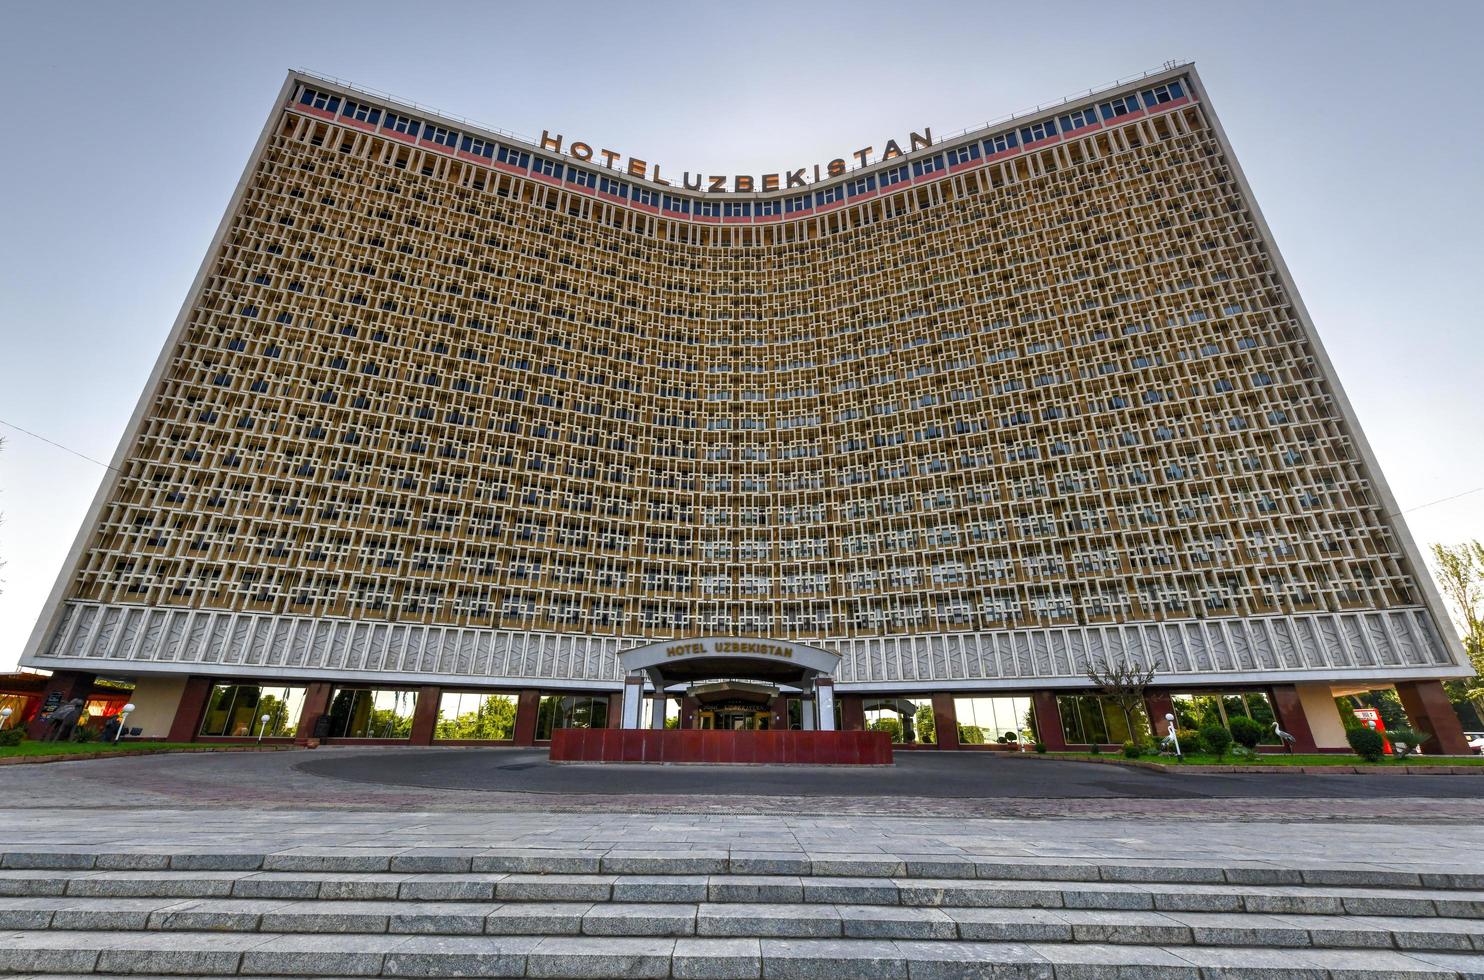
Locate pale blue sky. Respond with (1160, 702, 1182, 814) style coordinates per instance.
(2, 0, 1482, 669)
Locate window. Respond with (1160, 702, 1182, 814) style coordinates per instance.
(460, 135, 494, 158)
(954, 696, 1036, 745)
(878, 165, 909, 188)
(1170, 691, 1276, 734)
(662, 194, 691, 214)
(845, 175, 876, 196)
(783, 195, 811, 214)
(813, 186, 844, 206)
(1098, 94, 1141, 120)
(496, 146, 530, 169)
(298, 89, 340, 113)
(946, 144, 980, 166)
(983, 132, 1018, 155)
(723, 201, 751, 217)
(1019, 119, 1057, 144)
(535, 694, 609, 739)
(435, 691, 517, 740)
(383, 112, 419, 137)
(422, 125, 458, 147)
(567, 167, 598, 189)
(1056, 695, 1137, 745)
(1057, 106, 1099, 132)
(911, 154, 945, 178)
(533, 157, 564, 179)
(341, 100, 381, 125)
(325, 688, 415, 739)
(199, 683, 306, 738)
(862, 697, 935, 744)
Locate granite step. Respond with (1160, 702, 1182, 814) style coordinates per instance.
(2, 848, 1474, 889)
(2, 869, 1481, 917)
(3, 931, 1484, 978)
(6, 895, 1483, 950)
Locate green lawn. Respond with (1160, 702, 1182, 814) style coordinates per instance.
(0, 741, 228, 759)
(1049, 751, 1484, 766)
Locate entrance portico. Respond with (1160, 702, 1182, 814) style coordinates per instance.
(617, 637, 840, 732)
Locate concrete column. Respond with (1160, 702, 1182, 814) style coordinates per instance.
(1395, 679, 1470, 755)
(1030, 691, 1068, 751)
(25, 670, 96, 740)
(801, 696, 816, 731)
(1269, 683, 1323, 752)
(770, 696, 789, 731)
(166, 677, 216, 743)
(620, 677, 644, 729)
(681, 695, 700, 730)
(650, 694, 668, 729)
(408, 685, 441, 745)
(295, 682, 334, 745)
(838, 694, 866, 731)
(1145, 691, 1175, 740)
(931, 692, 960, 749)
(816, 678, 836, 731)
(512, 689, 542, 745)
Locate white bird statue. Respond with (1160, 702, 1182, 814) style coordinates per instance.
(1272, 721, 1297, 754)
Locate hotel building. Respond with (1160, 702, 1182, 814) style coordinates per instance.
(20, 64, 1471, 753)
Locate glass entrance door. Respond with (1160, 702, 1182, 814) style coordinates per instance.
(696, 709, 771, 730)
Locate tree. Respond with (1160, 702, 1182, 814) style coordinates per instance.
(1431, 542, 1484, 676)
(1086, 654, 1161, 742)
(435, 695, 517, 740)
(913, 703, 936, 744)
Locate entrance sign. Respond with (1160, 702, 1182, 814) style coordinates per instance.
(619, 636, 840, 680)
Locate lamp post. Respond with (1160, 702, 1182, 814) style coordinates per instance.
(115, 703, 136, 743)
(257, 713, 271, 743)
(1165, 713, 1182, 759)
(0, 707, 12, 730)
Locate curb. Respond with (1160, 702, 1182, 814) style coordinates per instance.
(0, 745, 299, 766)
(1005, 754, 1484, 774)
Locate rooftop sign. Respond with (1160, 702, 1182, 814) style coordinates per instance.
(538, 129, 934, 194)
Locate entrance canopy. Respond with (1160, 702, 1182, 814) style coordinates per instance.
(618, 637, 840, 691)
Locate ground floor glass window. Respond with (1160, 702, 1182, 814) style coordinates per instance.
(1056, 695, 1136, 745)
(1170, 691, 1276, 737)
(199, 684, 306, 738)
(535, 694, 609, 740)
(435, 691, 517, 740)
(863, 697, 935, 743)
(325, 688, 415, 739)
(953, 696, 1036, 745)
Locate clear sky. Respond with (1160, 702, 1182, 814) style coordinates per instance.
(2, 0, 1482, 669)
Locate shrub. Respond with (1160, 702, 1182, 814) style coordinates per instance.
(1198, 724, 1233, 759)
(957, 724, 986, 745)
(1122, 740, 1142, 759)
(1034, 741, 1047, 754)
(1382, 726, 1429, 759)
(1346, 726, 1385, 762)
(1088, 742, 1102, 755)
(1228, 716, 1266, 750)
(869, 718, 904, 744)
(0, 729, 25, 747)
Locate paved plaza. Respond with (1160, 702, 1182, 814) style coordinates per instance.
(4, 749, 1484, 975)
(3, 745, 1483, 819)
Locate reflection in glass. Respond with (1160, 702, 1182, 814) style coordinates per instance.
(535, 694, 609, 740)
(952, 696, 1036, 745)
(199, 684, 306, 738)
(435, 691, 517, 740)
(862, 697, 935, 743)
(326, 688, 415, 739)
(1169, 690, 1277, 739)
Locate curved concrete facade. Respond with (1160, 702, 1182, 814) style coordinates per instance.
(20, 64, 1468, 709)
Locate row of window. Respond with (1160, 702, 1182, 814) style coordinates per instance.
(294, 79, 1186, 219)
(197, 682, 1270, 746)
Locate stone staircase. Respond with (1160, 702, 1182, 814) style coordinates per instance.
(2, 848, 1484, 977)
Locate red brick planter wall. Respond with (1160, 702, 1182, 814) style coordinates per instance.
(548, 728, 893, 765)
